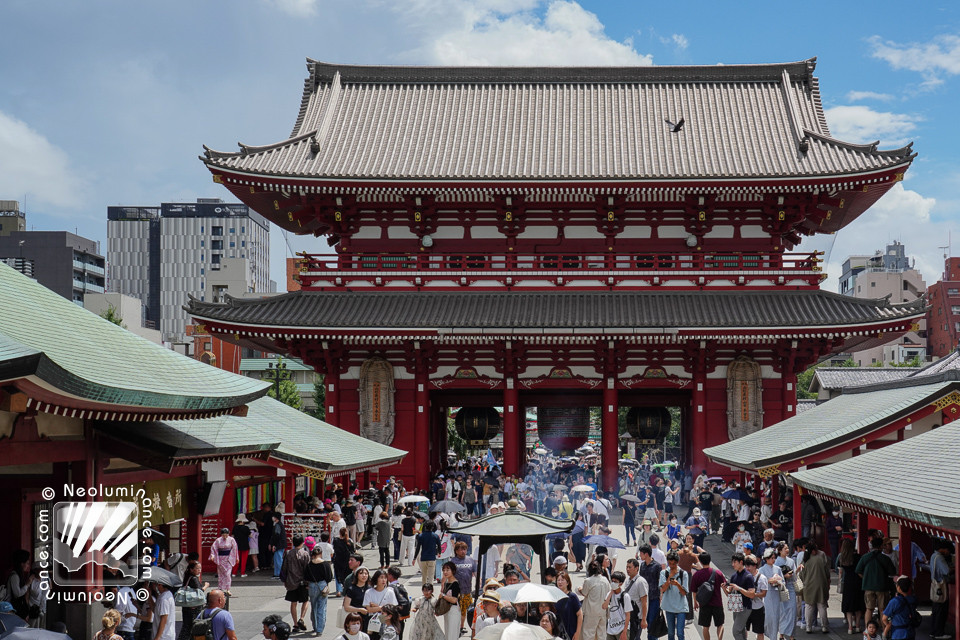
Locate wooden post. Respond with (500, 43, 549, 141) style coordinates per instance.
(792, 484, 802, 541)
(190, 468, 203, 555)
(415, 370, 430, 490)
(503, 377, 520, 476)
(771, 475, 780, 509)
(602, 378, 619, 493)
(363, 471, 371, 490)
(284, 473, 295, 514)
(899, 525, 912, 577)
(691, 365, 708, 471)
(326, 370, 340, 426)
(856, 511, 868, 554)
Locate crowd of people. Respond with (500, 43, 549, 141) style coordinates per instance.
(2, 453, 953, 640)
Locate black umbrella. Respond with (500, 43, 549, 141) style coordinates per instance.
(141, 566, 181, 588)
(429, 500, 466, 514)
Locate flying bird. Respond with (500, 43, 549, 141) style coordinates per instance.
(665, 117, 685, 133)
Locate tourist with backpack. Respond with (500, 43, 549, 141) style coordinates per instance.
(603, 570, 633, 640)
(690, 552, 726, 640)
(882, 576, 920, 640)
(304, 546, 333, 636)
(194, 590, 237, 640)
(659, 552, 690, 640)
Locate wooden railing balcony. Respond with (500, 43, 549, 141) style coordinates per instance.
(293, 251, 825, 290)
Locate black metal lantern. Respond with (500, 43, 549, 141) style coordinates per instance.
(455, 407, 502, 444)
(623, 407, 672, 442)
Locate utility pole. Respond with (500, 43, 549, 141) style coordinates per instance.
(266, 358, 288, 400)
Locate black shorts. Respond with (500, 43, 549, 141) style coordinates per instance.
(697, 604, 725, 627)
(285, 585, 309, 603)
(664, 503, 674, 513)
(747, 607, 765, 633)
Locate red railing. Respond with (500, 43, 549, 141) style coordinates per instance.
(294, 251, 824, 290)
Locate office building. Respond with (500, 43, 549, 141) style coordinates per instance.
(926, 256, 960, 358)
(0, 225, 104, 305)
(838, 241, 926, 365)
(0, 201, 26, 237)
(107, 198, 270, 344)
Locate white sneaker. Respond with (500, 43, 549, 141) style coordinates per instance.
(241, 574, 247, 577)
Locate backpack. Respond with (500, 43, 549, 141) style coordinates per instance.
(696, 570, 718, 606)
(391, 583, 412, 618)
(192, 608, 223, 640)
(894, 596, 922, 629)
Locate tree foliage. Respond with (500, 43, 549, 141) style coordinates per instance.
(100, 304, 126, 328)
(310, 375, 325, 420)
(267, 377, 302, 410)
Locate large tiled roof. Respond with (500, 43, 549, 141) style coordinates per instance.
(0, 263, 268, 412)
(908, 349, 960, 378)
(705, 372, 960, 470)
(187, 289, 924, 331)
(202, 59, 914, 182)
(101, 396, 406, 474)
(809, 367, 919, 392)
(792, 422, 960, 533)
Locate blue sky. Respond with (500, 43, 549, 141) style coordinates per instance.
(2, 0, 959, 290)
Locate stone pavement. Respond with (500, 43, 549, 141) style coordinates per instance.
(181, 513, 940, 640)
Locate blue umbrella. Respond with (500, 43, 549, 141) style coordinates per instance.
(722, 489, 750, 501)
(545, 532, 568, 540)
(0, 614, 27, 635)
(581, 534, 625, 549)
(0, 630, 69, 640)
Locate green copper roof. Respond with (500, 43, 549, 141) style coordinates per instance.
(704, 375, 959, 471)
(0, 263, 269, 412)
(114, 396, 406, 473)
(792, 422, 960, 532)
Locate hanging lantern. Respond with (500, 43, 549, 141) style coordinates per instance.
(454, 407, 502, 445)
(538, 407, 590, 454)
(622, 407, 672, 442)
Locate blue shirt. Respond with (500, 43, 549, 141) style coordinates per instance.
(883, 594, 917, 639)
(658, 568, 689, 613)
(198, 608, 235, 640)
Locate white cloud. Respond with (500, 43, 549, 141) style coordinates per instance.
(805, 184, 943, 290)
(671, 34, 688, 50)
(868, 34, 960, 87)
(401, 0, 653, 66)
(845, 90, 893, 102)
(0, 110, 89, 211)
(266, 0, 318, 17)
(823, 105, 918, 147)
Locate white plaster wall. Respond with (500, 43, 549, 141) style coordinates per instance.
(704, 226, 735, 238)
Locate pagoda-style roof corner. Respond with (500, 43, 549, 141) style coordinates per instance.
(0, 263, 270, 417)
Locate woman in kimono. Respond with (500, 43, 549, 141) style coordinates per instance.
(208, 527, 238, 595)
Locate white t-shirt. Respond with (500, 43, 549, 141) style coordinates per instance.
(606, 591, 632, 635)
(155, 590, 176, 640)
(330, 519, 346, 540)
(115, 587, 138, 633)
(651, 547, 667, 567)
(752, 573, 769, 609)
(317, 542, 335, 562)
(362, 586, 398, 608)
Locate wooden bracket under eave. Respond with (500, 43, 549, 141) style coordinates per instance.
(0, 391, 28, 414)
(231, 404, 250, 418)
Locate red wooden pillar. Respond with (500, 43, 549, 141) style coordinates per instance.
(856, 511, 869, 554)
(771, 475, 780, 508)
(792, 484, 802, 541)
(326, 370, 341, 426)
(899, 524, 912, 577)
(780, 348, 797, 422)
(363, 471, 371, 490)
(602, 378, 619, 493)
(284, 473, 295, 513)
(415, 370, 430, 489)
(738, 471, 746, 487)
(505, 382, 518, 474)
(691, 364, 707, 471)
(503, 377, 520, 476)
(190, 469, 203, 555)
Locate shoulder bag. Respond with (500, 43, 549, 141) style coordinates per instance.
(434, 584, 453, 616)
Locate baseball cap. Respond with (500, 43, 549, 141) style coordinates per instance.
(743, 542, 754, 550)
(553, 555, 568, 566)
(693, 508, 701, 516)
